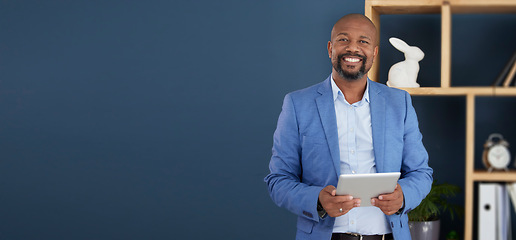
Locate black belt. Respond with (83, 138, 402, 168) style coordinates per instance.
(331, 233, 394, 240)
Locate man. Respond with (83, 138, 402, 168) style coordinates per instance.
(264, 14, 433, 240)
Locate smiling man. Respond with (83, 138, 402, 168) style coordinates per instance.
(265, 14, 433, 240)
(329, 15, 376, 82)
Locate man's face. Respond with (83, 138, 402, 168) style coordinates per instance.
(328, 17, 378, 81)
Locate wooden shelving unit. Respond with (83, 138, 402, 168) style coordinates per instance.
(473, 170, 516, 182)
(365, 1, 516, 239)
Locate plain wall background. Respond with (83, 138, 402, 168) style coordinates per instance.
(1, 1, 515, 239)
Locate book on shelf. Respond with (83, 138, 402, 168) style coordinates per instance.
(493, 50, 516, 87)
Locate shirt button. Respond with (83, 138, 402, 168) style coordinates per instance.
(350, 149, 355, 154)
(352, 170, 356, 174)
(351, 220, 355, 225)
(350, 128, 354, 132)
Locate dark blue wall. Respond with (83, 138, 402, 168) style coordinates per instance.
(0, 1, 515, 239)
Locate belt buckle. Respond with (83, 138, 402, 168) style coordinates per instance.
(347, 232, 363, 240)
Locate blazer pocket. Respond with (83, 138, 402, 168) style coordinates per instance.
(297, 216, 314, 234)
(301, 136, 331, 178)
(301, 136, 327, 159)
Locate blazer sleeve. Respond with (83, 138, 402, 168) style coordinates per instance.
(264, 93, 324, 223)
(397, 91, 433, 213)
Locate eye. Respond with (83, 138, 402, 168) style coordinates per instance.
(338, 38, 349, 42)
(360, 40, 369, 44)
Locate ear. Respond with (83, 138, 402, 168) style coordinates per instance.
(389, 37, 409, 52)
(327, 41, 332, 59)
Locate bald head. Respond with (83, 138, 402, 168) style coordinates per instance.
(331, 14, 378, 46)
(327, 13, 379, 82)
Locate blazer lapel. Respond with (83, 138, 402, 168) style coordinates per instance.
(316, 77, 341, 177)
(369, 80, 386, 173)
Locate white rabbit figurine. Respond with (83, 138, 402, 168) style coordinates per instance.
(386, 37, 425, 88)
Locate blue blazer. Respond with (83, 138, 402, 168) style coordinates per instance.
(265, 76, 433, 240)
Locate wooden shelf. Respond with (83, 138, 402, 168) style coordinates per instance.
(472, 170, 516, 182)
(366, 0, 516, 15)
(450, 0, 516, 14)
(366, 0, 443, 15)
(494, 87, 516, 96)
(397, 87, 516, 96)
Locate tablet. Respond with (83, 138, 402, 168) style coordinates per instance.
(335, 172, 401, 207)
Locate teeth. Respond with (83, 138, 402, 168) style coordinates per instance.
(345, 57, 360, 63)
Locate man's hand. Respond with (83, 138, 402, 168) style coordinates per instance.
(371, 183, 404, 215)
(318, 185, 360, 217)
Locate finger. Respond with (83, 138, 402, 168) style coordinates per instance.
(323, 185, 336, 193)
(341, 199, 358, 209)
(372, 196, 391, 206)
(335, 195, 353, 201)
(320, 186, 336, 198)
(328, 202, 354, 217)
(370, 197, 378, 206)
(379, 184, 401, 200)
(337, 200, 359, 215)
(378, 191, 400, 201)
(378, 194, 394, 201)
(331, 189, 336, 196)
(323, 195, 354, 211)
(371, 198, 396, 210)
(354, 199, 361, 207)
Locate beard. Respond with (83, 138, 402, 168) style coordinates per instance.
(333, 53, 368, 81)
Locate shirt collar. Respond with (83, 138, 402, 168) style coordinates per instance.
(330, 74, 370, 104)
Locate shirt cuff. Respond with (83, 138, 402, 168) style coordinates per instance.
(317, 199, 327, 219)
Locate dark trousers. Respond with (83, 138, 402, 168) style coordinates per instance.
(331, 233, 394, 240)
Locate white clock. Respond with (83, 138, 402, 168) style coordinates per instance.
(482, 133, 511, 172)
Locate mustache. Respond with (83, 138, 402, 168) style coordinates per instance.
(338, 53, 366, 60)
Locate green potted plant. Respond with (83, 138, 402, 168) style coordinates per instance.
(408, 180, 463, 240)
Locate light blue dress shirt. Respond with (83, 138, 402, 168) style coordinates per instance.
(330, 76, 391, 234)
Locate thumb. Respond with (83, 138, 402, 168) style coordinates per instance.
(324, 185, 337, 196)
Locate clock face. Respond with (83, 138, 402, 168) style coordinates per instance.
(487, 145, 511, 169)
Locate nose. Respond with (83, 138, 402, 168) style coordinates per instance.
(345, 41, 360, 53)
